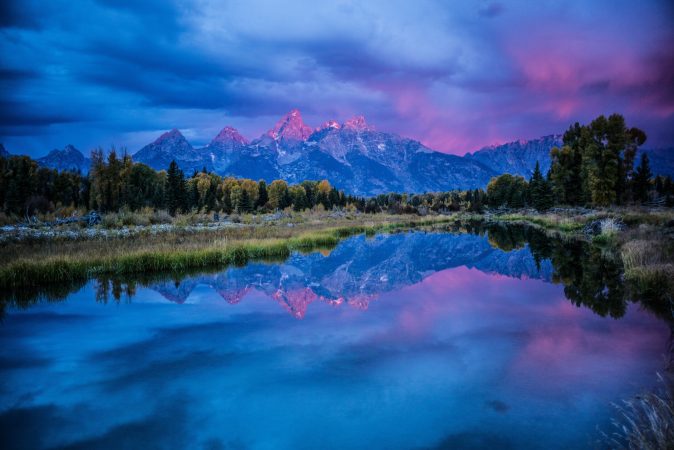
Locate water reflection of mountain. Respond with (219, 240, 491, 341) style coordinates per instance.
(150, 232, 553, 318)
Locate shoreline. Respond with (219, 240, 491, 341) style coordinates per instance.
(0, 215, 455, 289)
(1, 208, 672, 303)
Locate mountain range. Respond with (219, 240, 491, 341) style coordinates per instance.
(3, 109, 673, 195)
(132, 109, 501, 195)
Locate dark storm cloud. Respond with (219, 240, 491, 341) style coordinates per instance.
(0, 100, 81, 126)
(1, 0, 673, 156)
(0, 67, 39, 80)
(0, 1, 42, 29)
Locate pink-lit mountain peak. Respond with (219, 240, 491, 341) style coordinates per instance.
(155, 128, 186, 143)
(318, 120, 341, 131)
(343, 115, 374, 132)
(211, 126, 248, 146)
(267, 108, 313, 141)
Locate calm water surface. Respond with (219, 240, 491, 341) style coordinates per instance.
(1, 230, 670, 449)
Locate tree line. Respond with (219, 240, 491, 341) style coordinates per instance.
(0, 148, 361, 217)
(1, 113, 671, 218)
(0, 147, 491, 217)
(486, 114, 673, 210)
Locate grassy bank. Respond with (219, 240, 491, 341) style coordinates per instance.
(454, 207, 674, 304)
(2, 207, 673, 303)
(0, 215, 454, 289)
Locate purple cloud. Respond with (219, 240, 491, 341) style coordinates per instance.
(0, 0, 672, 157)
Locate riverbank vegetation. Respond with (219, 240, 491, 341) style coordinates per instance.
(1, 113, 673, 304)
(607, 374, 674, 449)
(0, 214, 456, 290)
(2, 116, 673, 226)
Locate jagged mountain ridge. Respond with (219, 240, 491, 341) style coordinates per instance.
(148, 232, 553, 318)
(36, 144, 91, 173)
(10, 109, 674, 192)
(467, 136, 674, 180)
(465, 135, 563, 178)
(134, 110, 500, 195)
(132, 110, 674, 194)
(132, 129, 205, 174)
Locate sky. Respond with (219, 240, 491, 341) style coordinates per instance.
(1, 0, 673, 158)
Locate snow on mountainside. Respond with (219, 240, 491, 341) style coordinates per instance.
(129, 109, 674, 195)
(37, 144, 91, 173)
(131, 109, 498, 195)
(204, 126, 251, 174)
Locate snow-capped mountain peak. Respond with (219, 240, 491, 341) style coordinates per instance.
(267, 109, 313, 141)
(318, 120, 341, 131)
(211, 126, 248, 146)
(343, 115, 373, 132)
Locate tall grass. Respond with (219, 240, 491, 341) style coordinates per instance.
(622, 239, 674, 301)
(606, 374, 674, 449)
(495, 212, 588, 232)
(0, 216, 456, 290)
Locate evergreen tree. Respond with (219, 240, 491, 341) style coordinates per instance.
(289, 185, 308, 211)
(632, 152, 652, 203)
(329, 187, 340, 209)
(165, 160, 186, 216)
(549, 115, 646, 207)
(257, 180, 268, 209)
(529, 161, 554, 211)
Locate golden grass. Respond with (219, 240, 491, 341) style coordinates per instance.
(0, 215, 455, 289)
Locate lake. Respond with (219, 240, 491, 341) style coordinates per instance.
(1, 226, 671, 449)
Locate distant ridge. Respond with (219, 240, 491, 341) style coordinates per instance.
(465, 135, 563, 178)
(19, 110, 674, 194)
(37, 145, 91, 173)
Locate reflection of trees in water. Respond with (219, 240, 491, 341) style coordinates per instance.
(0, 279, 87, 318)
(2, 224, 671, 324)
(0, 267, 213, 315)
(95, 277, 137, 304)
(485, 223, 671, 321)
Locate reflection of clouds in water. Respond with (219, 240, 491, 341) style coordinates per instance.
(58, 395, 192, 450)
(0, 231, 670, 449)
(422, 431, 517, 450)
(144, 232, 553, 317)
(0, 404, 69, 450)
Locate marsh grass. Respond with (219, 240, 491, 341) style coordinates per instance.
(606, 374, 674, 450)
(0, 215, 455, 290)
(621, 233, 674, 304)
(495, 212, 591, 232)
